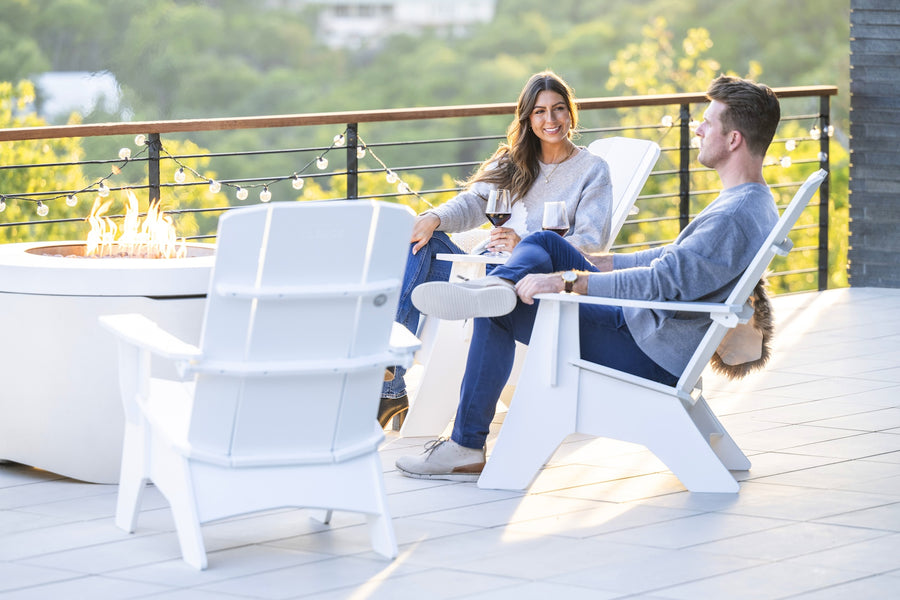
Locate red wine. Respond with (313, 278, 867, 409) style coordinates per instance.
(543, 227, 568, 236)
(486, 212, 511, 227)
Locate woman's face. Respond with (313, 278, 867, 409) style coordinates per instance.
(528, 90, 571, 146)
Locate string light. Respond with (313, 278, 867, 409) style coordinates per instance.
(66, 194, 77, 207)
(780, 156, 792, 168)
(333, 134, 345, 146)
(259, 186, 272, 203)
(134, 134, 146, 146)
(785, 139, 797, 152)
(356, 146, 366, 159)
(386, 170, 398, 184)
(174, 167, 186, 184)
(316, 156, 328, 170)
(36, 201, 49, 217)
(236, 186, 248, 201)
(97, 182, 110, 197)
(0, 197, 6, 212)
(208, 179, 221, 194)
(660, 115, 674, 127)
(292, 175, 305, 190)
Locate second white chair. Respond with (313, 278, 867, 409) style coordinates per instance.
(399, 136, 662, 437)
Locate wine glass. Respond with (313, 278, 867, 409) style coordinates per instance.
(484, 188, 512, 257)
(542, 201, 569, 236)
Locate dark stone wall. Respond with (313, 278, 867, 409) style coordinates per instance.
(849, 0, 900, 287)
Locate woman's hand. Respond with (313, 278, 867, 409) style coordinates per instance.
(411, 213, 441, 254)
(515, 273, 565, 304)
(486, 227, 521, 254)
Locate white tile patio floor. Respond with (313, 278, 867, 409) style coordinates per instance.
(2, 286, 900, 599)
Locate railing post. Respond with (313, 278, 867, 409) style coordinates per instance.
(679, 103, 692, 231)
(148, 133, 161, 209)
(818, 96, 831, 291)
(346, 123, 358, 200)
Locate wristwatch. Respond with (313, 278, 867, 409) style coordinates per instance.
(561, 270, 578, 293)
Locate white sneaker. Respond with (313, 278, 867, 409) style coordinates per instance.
(396, 438, 486, 482)
(411, 276, 516, 320)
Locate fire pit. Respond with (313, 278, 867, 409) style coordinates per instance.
(0, 233, 215, 482)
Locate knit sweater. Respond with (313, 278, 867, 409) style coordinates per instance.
(426, 147, 612, 253)
(586, 182, 779, 376)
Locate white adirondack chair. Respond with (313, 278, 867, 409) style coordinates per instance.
(478, 169, 828, 494)
(99, 200, 418, 569)
(399, 137, 662, 436)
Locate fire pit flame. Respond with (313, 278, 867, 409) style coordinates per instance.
(85, 189, 187, 259)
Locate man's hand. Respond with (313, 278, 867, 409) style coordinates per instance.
(411, 213, 441, 254)
(515, 273, 566, 304)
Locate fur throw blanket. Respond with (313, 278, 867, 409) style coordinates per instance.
(709, 277, 774, 380)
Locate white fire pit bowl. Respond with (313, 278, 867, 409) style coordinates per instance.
(0, 241, 215, 483)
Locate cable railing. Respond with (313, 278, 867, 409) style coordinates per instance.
(0, 85, 837, 291)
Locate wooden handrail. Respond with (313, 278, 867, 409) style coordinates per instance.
(0, 86, 838, 142)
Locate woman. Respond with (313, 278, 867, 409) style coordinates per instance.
(379, 69, 613, 427)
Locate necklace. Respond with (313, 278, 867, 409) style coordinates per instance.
(540, 145, 576, 183)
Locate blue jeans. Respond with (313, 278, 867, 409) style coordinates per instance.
(383, 231, 465, 399)
(452, 231, 678, 449)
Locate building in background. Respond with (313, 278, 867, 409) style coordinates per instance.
(269, 0, 496, 48)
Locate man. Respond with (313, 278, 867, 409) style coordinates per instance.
(396, 75, 782, 481)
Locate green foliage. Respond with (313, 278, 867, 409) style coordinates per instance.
(0, 1, 850, 291)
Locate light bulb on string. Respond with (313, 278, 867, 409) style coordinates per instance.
(236, 186, 248, 201)
(0, 198, 6, 213)
(386, 170, 398, 184)
(660, 115, 674, 127)
(809, 126, 821, 141)
(689, 120, 699, 131)
(357, 146, 366, 159)
(316, 156, 328, 170)
(259, 186, 272, 203)
(118, 147, 131, 160)
(134, 134, 146, 146)
(780, 156, 792, 168)
(208, 179, 221, 194)
(785, 139, 797, 152)
(174, 167, 186, 184)
(292, 175, 305, 190)
(690, 137, 701, 149)
(98, 182, 110, 197)
(397, 181, 411, 195)
(66, 194, 77, 207)
(36, 201, 49, 217)
(333, 134, 345, 146)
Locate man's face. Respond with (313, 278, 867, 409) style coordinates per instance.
(695, 100, 730, 168)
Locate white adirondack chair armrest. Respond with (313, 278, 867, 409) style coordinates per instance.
(532, 293, 751, 327)
(99, 313, 202, 362)
(389, 321, 422, 369)
(213, 278, 401, 300)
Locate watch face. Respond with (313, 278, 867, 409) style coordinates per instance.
(562, 270, 577, 282)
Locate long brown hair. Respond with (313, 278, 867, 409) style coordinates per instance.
(465, 70, 579, 202)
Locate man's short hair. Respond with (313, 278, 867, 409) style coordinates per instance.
(706, 75, 780, 157)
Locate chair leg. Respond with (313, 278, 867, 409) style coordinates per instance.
(364, 455, 397, 559)
(642, 406, 741, 493)
(163, 461, 208, 570)
(115, 422, 147, 533)
(688, 396, 751, 471)
(478, 392, 573, 490)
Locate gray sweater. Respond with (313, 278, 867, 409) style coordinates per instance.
(427, 147, 612, 253)
(586, 182, 779, 376)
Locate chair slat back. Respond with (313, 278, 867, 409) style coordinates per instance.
(188, 200, 414, 461)
(587, 137, 661, 251)
(676, 169, 827, 392)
